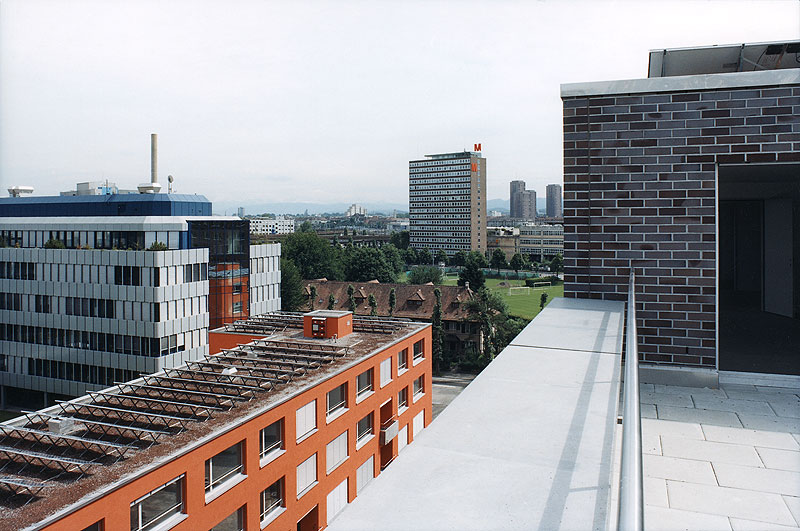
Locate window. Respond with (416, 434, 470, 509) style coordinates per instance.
(356, 369, 373, 398)
(379, 357, 391, 387)
(327, 479, 348, 523)
(413, 376, 424, 398)
(413, 339, 424, 364)
(232, 301, 243, 313)
(205, 442, 244, 495)
(260, 478, 284, 523)
(296, 400, 316, 441)
(81, 522, 103, 531)
(211, 507, 244, 531)
(326, 384, 347, 418)
(130, 475, 185, 531)
(398, 387, 408, 410)
(260, 419, 283, 461)
(296, 454, 317, 498)
(356, 413, 373, 444)
(326, 431, 348, 473)
(398, 348, 408, 371)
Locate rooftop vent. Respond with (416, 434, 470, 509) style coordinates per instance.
(7, 186, 34, 198)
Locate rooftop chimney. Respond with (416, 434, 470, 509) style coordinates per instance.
(138, 133, 163, 194)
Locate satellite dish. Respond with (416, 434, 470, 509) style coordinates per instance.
(168, 175, 174, 183)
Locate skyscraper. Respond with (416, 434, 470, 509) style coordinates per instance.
(546, 184, 563, 218)
(510, 180, 536, 219)
(409, 148, 486, 255)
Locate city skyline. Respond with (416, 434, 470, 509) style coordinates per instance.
(1, 0, 797, 208)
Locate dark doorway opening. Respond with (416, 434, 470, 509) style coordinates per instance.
(718, 164, 800, 375)
(297, 505, 318, 531)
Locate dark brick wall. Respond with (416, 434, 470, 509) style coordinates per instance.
(562, 84, 800, 368)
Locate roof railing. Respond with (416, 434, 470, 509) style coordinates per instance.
(618, 270, 644, 530)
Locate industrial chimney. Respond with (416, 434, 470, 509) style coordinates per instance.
(138, 133, 163, 194)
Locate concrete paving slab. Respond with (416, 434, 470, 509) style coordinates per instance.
(692, 395, 777, 416)
(661, 436, 763, 466)
(640, 383, 655, 393)
(642, 403, 657, 419)
(757, 447, 800, 472)
(657, 405, 743, 428)
(641, 391, 694, 407)
(730, 517, 800, 530)
(666, 480, 797, 526)
(645, 476, 669, 507)
(723, 389, 799, 404)
(740, 413, 800, 434)
(702, 424, 800, 450)
(644, 506, 732, 531)
(783, 495, 800, 526)
(643, 432, 662, 455)
(644, 453, 718, 485)
(756, 386, 800, 395)
(642, 417, 705, 440)
(654, 384, 727, 398)
(713, 462, 800, 497)
(770, 401, 800, 419)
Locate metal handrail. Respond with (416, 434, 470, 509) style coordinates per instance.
(618, 270, 644, 530)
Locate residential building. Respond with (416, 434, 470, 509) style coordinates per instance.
(519, 223, 564, 262)
(486, 227, 519, 259)
(546, 184, 563, 218)
(509, 180, 536, 220)
(561, 40, 799, 376)
(0, 193, 280, 407)
(250, 216, 296, 235)
(346, 204, 367, 217)
(0, 311, 431, 531)
(237, 206, 245, 218)
(409, 148, 486, 255)
(303, 281, 481, 361)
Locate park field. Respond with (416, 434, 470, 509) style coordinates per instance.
(440, 275, 563, 320)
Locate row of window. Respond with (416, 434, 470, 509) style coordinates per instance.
(0, 324, 205, 357)
(0, 261, 36, 280)
(25, 357, 141, 386)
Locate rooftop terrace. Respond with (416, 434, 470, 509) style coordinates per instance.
(0, 313, 426, 530)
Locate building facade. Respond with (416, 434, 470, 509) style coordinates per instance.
(509, 180, 537, 220)
(519, 223, 564, 262)
(486, 227, 520, 259)
(0, 194, 280, 405)
(346, 204, 367, 217)
(1, 312, 432, 531)
(409, 150, 487, 255)
(250, 216, 296, 235)
(546, 184, 563, 218)
(561, 41, 799, 375)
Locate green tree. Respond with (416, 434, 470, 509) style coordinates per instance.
(327, 294, 336, 310)
(403, 247, 418, 265)
(298, 221, 313, 233)
(389, 288, 396, 316)
(432, 288, 444, 372)
(550, 254, 564, 275)
(464, 288, 527, 370)
(458, 255, 485, 290)
(468, 250, 489, 269)
(347, 284, 356, 312)
(450, 250, 467, 267)
(280, 258, 306, 311)
(490, 249, 508, 273)
(368, 294, 378, 316)
(408, 265, 443, 285)
(44, 239, 66, 249)
(343, 247, 396, 283)
(379, 244, 405, 276)
(147, 241, 168, 251)
(510, 253, 524, 275)
(308, 285, 317, 310)
(540, 292, 549, 311)
(417, 248, 433, 265)
(282, 232, 343, 280)
(434, 249, 448, 266)
(389, 230, 410, 250)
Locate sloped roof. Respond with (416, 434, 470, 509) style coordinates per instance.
(304, 281, 475, 321)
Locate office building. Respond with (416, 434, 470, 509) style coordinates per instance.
(0, 311, 431, 531)
(519, 223, 564, 262)
(251, 216, 296, 235)
(509, 180, 536, 219)
(0, 193, 280, 407)
(561, 40, 799, 375)
(409, 148, 486, 255)
(545, 184, 563, 218)
(346, 204, 367, 217)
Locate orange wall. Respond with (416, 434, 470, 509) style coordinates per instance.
(43, 326, 433, 531)
(303, 313, 353, 339)
(209, 331, 270, 355)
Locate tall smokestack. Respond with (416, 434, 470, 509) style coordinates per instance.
(151, 133, 158, 184)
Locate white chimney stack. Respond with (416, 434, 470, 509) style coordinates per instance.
(138, 133, 163, 194)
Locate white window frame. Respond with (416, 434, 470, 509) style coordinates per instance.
(260, 478, 285, 527)
(326, 383, 348, 421)
(398, 387, 409, 412)
(356, 412, 374, 448)
(413, 339, 425, 365)
(130, 474, 186, 531)
(260, 419, 284, 465)
(205, 441, 245, 500)
(356, 368, 373, 402)
(398, 348, 408, 373)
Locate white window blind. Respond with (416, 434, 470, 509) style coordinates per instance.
(326, 479, 348, 523)
(356, 456, 374, 495)
(296, 400, 316, 440)
(398, 425, 408, 453)
(379, 357, 391, 387)
(326, 431, 348, 473)
(296, 454, 317, 497)
(413, 410, 424, 439)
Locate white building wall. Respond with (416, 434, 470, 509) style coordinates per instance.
(249, 217, 295, 235)
(249, 244, 281, 316)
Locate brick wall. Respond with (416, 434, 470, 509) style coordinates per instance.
(562, 83, 800, 368)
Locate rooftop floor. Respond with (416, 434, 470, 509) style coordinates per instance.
(641, 380, 800, 530)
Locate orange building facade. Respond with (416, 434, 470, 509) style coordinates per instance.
(10, 313, 431, 531)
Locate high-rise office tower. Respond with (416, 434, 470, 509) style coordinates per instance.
(510, 180, 536, 219)
(409, 148, 486, 255)
(546, 184, 563, 218)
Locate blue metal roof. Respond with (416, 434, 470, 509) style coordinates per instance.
(0, 194, 212, 218)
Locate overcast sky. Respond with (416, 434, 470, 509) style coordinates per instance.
(1, 0, 798, 209)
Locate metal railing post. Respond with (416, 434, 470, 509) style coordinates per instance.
(618, 270, 644, 530)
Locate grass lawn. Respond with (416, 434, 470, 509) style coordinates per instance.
(441, 274, 563, 320)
